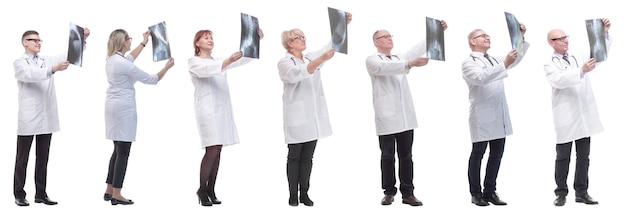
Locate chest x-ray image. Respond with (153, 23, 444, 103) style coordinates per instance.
(505, 12, 524, 57)
(240, 13, 260, 59)
(67, 22, 84, 67)
(426, 17, 445, 61)
(328, 7, 348, 54)
(586, 18, 607, 62)
(149, 21, 172, 62)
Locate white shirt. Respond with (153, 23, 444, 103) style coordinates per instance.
(277, 42, 333, 144)
(365, 40, 426, 136)
(14, 53, 66, 135)
(105, 53, 159, 142)
(461, 42, 530, 142)
(188, 56, 253, 148)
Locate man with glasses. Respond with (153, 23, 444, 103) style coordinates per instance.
(13, 28, 90, 206)
(365, 20, 447, 207)
(461, 25, 529, 207)
(544, 18, 611, 207)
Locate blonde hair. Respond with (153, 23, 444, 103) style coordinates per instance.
(107, 29, 128, 58)
(467, 29, 483, 48)
(280, 29, 303, 50)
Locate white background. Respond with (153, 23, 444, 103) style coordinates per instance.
(0, 0, 624, 212)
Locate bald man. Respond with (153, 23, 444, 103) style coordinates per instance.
(543, 18, 611, 207)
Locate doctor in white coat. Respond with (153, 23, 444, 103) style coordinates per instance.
(461, 25, 529, 207)
(103, 29, 174, 205)
(13, 29, 89, 207)
(188, 28, 263, 206)
(277, 12, 350, 206)
(365, 21, 447, 207)
(544, 18, 611, 207)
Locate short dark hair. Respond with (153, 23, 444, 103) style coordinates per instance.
(22, 30, 39, 40)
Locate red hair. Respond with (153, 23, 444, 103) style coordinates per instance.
(193, 30, 213, 56)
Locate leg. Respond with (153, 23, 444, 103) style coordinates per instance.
(105, 141, 117, 200)
(483, 138, 505, 195)
(198, 145, 221, 206)
(379, 134, 398, 196)
(573, 137, 590, 196)
(482, 138, 507, 205)
(555, 142, 573, 196)
(299, 140, 317, 206)
(395, 130, 415, 198)
(34, 134, 52, 199)
(207, 145, 223, 204)
(111, 141, 132, 203)
(287, 143, 303, 206)
(468, 141, 488, 196)
(14, 135, 34, 199)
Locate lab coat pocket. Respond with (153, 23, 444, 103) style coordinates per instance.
(553, 102, 573, 128)
(18, 98, 37, 122)
(286, 101, 306, 126)
(374, 94, 395, 118)
(475, 107, 496, 125)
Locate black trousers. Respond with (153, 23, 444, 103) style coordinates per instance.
(379, 130, 414, 198)
(106, 141, 132, 188)
(468, 137, 505, 196)
(555, 137, 591, 196)
(287, 140, 317, 196)
(14, 134, 52, 199)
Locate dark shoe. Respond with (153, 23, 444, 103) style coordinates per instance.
(289, 194, 298, 206)
(15, 198, 29, 207)
(111, 198, 134, 205)
(34, 197, 58, 205)
(483, 193, 507, 205)
(210, 197, 221, 205)
(402, 196, 423, 206)
(554, 195, 566, 206)
(471, 194, 489, 206)
(197, 191, 212, 206)
(104, 193, 112, 201)
(300, 194, 314, 206)
(575, 193, 598, 205)
(381, 194, 394, 205)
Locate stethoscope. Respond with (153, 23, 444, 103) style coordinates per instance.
(552, 55, 579, 70)
(289, 56, 312, 65)
(470, 55, 499, 66)
(24, 56, 46, 68)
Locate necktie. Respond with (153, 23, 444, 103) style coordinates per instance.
(562, 55, 570, 65)
(33, 55, 39, 66)
(484, 54, 494, 66)
(386, 55, 392, 60)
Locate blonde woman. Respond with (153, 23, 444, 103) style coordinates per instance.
(103, 29, 174, 205)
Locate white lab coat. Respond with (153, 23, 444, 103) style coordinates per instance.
(543, 36, 611, 143)
(188, 56, 253, 148)
(365, 40, 426, 136)
(105, 53, 159, 142)
(461, 42, 530, 142)
(14, 53, 66, 135)
(277, 43, 333, 144)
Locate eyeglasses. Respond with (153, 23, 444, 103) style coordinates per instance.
(472, 34, 490, 39)
(293, 35, 306, 41)
(550, 36, 569, 42)
(125, 37, 133, 41)
(375, 34, 393, 40)
(25, 38, 43, 43)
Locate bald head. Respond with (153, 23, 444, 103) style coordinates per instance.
(547, 29, 569, 54)
(547, 29, 566, 42)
